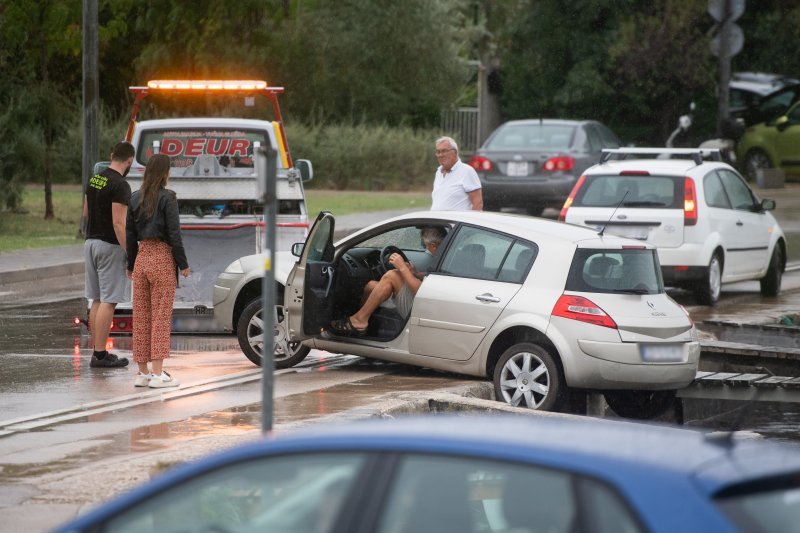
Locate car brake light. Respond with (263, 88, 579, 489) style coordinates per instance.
(559, 175, 586, 221)
(552, 294, 617, 329)
(543, 156, 575, 172)
(619, 170, 650, 176)
(684, 177, 698, 226)
(468, 155, 493, 172)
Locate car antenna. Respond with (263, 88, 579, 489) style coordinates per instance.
(598, 191, 629, 237)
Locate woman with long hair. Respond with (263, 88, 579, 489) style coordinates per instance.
(126, 154, 190, 388)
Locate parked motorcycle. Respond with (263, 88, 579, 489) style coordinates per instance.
(666, 102, 741, 165)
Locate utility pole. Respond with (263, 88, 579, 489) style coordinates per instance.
(80, 0, 99, 236)
(709, 0, 745, 136)
(257, 145, 277, 433)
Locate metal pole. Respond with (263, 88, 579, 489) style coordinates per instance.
(259, 145, 277, 433)
(716, 0, 732, 137)
(80, 0, 98, 236)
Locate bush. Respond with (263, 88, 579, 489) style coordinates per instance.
(286, 122, 439, 191)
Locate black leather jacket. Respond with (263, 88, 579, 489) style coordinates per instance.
(126, 189, 189, 274)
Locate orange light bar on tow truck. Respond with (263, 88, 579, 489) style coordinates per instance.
(125, 79, 292, 167)
(146, 79, 268, 91)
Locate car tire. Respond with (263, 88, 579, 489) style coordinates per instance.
(603, 390, 677, 420)
(237, 298, 311, 368)
(493, 342, 566, 411)
(695, 252, 722, 306)
(760, 246, 784, 297)
(743, 149, 772, 182)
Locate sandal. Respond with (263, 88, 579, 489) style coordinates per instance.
(329, 317, 367, 337)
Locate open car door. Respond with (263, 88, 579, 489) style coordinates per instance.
(285, 212, 336, 341)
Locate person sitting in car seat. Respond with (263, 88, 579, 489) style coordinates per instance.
(328, 226, 447, 336)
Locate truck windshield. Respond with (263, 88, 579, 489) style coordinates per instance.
(565, 249, 664, 295)
(137, 128, 273, 174)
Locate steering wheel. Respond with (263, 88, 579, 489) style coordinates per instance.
(379, 245, 408, 275)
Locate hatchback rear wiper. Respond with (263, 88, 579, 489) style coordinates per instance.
(622, 201, 667, 207)
(613, 288, 650, 294)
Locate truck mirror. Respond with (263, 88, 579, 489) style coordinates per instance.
(296, 159, 313, 182)
(291, 242, 304, 257)
(93, 161, 110, 175)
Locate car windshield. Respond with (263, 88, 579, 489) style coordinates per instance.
(565, 249, 664, 294)
(484, 124, 576, 150)
(755, 85, 800, 124)
(571, 175, 682, 208)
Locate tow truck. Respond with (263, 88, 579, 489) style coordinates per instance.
(93, 79, 312, 333)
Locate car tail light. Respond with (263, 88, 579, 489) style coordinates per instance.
(469, 155, 493, 172)
(684, 177, 698, 226)
(543, 156, 575, 172)
(559, 175, 586, 221)
(619, 170, 650, 176)
(552, 294, 617, 329)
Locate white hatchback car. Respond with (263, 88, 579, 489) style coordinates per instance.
(560, 148, 786, 305)
(214, 210, 700, 418)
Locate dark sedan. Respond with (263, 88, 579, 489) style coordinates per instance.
(469, 119, 621, 215)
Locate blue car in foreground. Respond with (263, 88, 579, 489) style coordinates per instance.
(57, 415, 800, 533)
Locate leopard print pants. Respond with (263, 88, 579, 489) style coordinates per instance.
(132, 240, 176, 363)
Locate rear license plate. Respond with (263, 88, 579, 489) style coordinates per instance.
(602, 225, 649, 240)
(640, 344, 684, 362)
(506, 161, 529, 176)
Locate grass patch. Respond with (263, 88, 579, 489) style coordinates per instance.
(0, 185, 84, 252)
(306, 189, 430, 217)
(0, 184, 431, 253)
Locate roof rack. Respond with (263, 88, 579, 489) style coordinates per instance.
(600, 148, 722, 166)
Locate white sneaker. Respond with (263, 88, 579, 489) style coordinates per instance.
(134, 372, 152, 387)
(148, 371, 180, 388)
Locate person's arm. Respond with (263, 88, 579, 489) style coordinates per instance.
(125, 206, 137, 277)
(111, 202, 127, 250)
(389, 254, 423, 294)
(468, 188, 483, 211)
(82, 194, 88, 219)
(164, 192, 190, 275)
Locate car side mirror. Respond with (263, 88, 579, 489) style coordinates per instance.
(761, 198, 776, 211)
(296, 159, 313, 182)
(776, 116, 790, 132)
(291, 242, 304, 257)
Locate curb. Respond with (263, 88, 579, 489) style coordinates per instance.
(0, 261, 84, 286)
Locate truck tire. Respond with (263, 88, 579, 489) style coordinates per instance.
(237, 298, 310, 368)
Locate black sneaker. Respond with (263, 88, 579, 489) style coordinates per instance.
(90, 352, 130, 368)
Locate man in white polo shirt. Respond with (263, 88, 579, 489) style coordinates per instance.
(431, 136, 483, 211)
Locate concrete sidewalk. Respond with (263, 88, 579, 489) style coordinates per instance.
(0, 209, 421, 287)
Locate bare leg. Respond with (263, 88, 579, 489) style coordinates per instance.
(350, 271, 403, 330)
(152, 359, 163, 375)
(137, 362, 150, 374)
(90, 301, 117, 352)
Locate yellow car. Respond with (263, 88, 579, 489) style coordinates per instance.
(737, 99, 800, 181)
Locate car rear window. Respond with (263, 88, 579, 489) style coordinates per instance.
(716, 477, 800, 531)
(565, 249, 664, 295)
(572, 175, 682, 208)
(484, 124, 576, 151)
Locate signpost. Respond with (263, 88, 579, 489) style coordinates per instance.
(256, 145, 277, 433)
(708, 0, 745, 136)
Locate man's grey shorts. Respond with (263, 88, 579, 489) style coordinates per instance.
(85, 239, 130, 303)
(392, 284, 414, 317)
